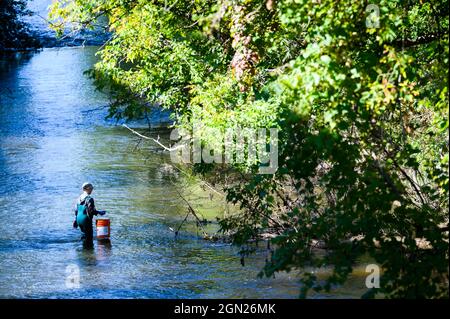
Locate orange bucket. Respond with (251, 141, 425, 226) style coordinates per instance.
(96, 218, 110, 240)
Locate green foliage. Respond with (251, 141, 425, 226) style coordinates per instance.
(50, 0, 449, 298)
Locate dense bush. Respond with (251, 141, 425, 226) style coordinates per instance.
(0, 0, 39, 50)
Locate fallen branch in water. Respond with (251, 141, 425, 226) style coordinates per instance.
(122, 124, 185, 152)
(124, 125, 224, 197)
(169, 210, 191, 237)
(81, 104, 109, 114)
(171, 164, 224, 197)
(168, 177, 222, 241)
(174, 187, 207, 228)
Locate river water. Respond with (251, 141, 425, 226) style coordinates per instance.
(0, 2, 369, 299)
(0, 46, 304, 299)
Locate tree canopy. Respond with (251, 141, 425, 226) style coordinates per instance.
(50, 0, 449, 298)
(0, 0, 39, 50)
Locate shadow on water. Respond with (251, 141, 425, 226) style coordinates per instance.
(0, 51, 36, 75)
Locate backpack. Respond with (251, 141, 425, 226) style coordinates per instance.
(77, 196, 92, 219)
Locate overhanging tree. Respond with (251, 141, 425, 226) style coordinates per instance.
(50, 0, 449, 298)
(0, 0, 39, 50)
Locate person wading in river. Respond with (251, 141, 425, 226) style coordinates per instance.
(73, 182, 106, 248)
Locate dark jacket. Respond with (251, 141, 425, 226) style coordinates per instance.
(74, 193, 99, 220)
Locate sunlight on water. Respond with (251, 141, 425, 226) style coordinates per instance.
(0, 47, 368, 299)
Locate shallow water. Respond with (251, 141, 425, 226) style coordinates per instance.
(0, 46, 296, 298)
(0, 45, 370, 299)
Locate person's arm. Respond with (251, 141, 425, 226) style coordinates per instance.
(87, 198, 106, 218)
(87, 198, 98, 218)
(86, 198, 106, 218)
(73, 202, 78, 228)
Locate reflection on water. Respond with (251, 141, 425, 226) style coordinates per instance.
(95, 240, 112, 261)
(0, 47, 367, 298)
